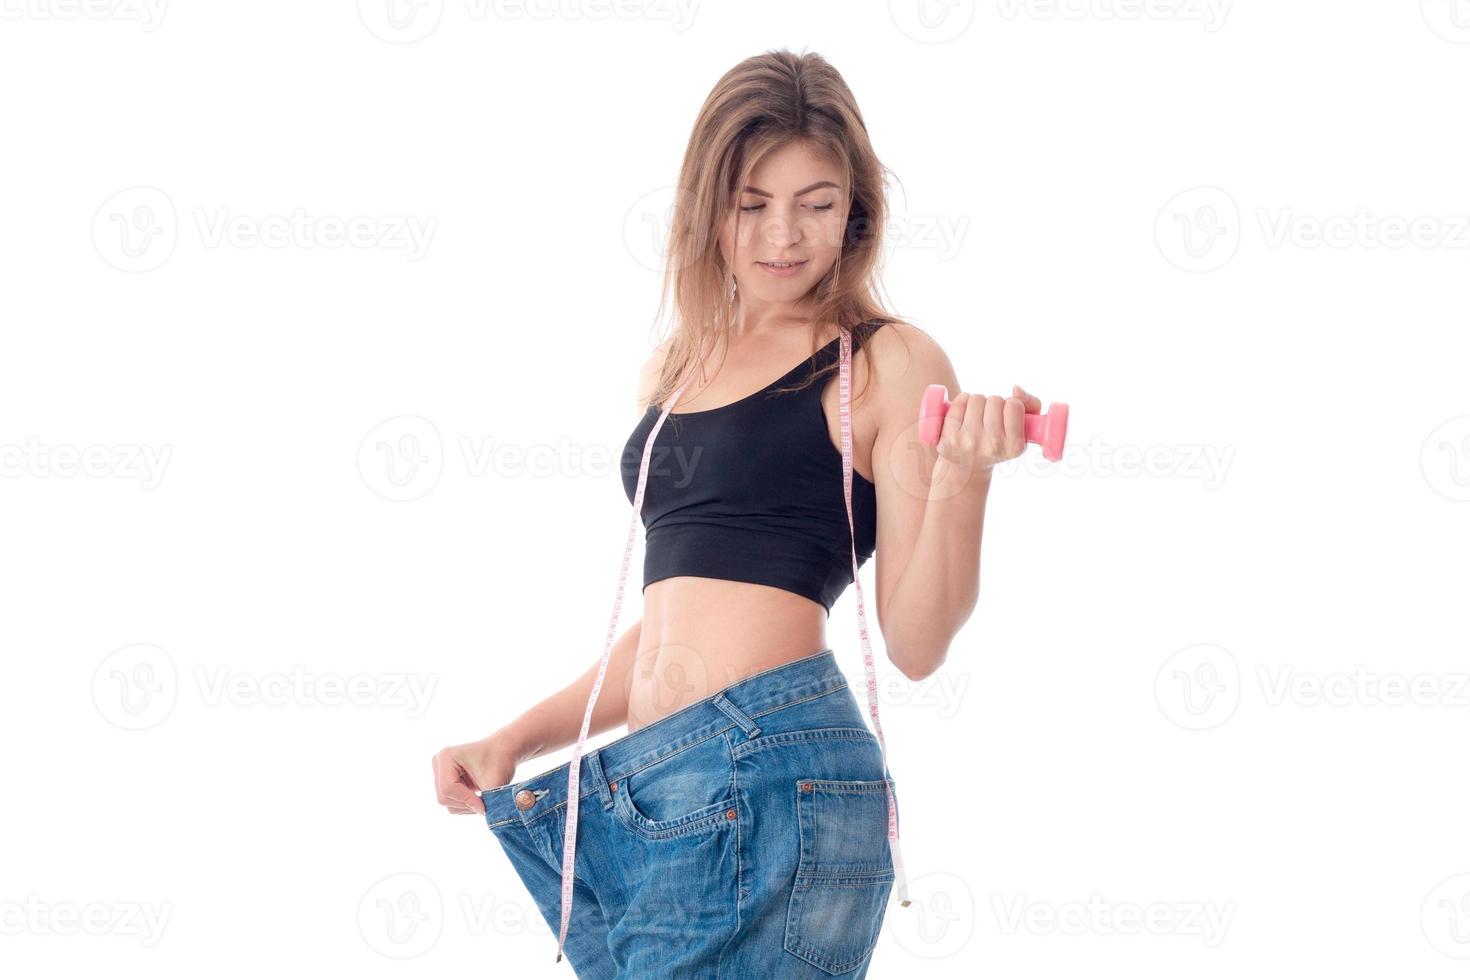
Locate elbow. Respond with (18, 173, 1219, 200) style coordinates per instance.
(896, 645, 948, 682)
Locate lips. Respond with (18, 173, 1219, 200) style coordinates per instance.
(757, 259, 808, 277)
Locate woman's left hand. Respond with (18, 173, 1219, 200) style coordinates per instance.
(934, 384, 1044, 473)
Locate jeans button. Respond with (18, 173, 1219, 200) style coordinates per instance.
(514, 789, 536, 810)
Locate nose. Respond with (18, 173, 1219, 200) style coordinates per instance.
(761, 212, 803, 248)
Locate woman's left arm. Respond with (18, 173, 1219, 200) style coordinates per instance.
(864, 323, 1039, 680)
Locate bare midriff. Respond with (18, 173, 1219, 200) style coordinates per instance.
(625, 578, 830, 733)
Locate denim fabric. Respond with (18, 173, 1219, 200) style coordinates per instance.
(480, 648, 899, 978)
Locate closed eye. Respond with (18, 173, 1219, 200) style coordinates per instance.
(740, 202, 836, 214)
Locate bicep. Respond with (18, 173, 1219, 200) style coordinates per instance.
(869, 325, 960, 627)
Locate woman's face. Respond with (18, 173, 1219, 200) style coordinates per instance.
(719, 141, 848, 308)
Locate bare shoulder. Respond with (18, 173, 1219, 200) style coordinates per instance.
(636, 336, 674, 406)
(862, 319, 960, 419)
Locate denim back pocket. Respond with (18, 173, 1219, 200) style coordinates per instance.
(783, 777, 896, 975)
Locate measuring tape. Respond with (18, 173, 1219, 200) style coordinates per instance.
(551, 325, 910, 964)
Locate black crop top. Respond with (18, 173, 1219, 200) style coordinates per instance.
(619, 321, 884, 615)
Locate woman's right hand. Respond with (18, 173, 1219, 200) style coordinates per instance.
(432, 735, 520, 815)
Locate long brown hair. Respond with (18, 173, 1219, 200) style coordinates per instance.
(644, 48, 911, 413)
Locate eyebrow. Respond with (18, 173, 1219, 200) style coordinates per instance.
(740, 180, 840, 198)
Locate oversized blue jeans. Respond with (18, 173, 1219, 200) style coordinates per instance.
(480, 648, 899, 978)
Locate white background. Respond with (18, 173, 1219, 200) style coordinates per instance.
(3, 1, 1469, 977)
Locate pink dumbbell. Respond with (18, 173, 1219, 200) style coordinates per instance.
(918, 385, 1069, 461)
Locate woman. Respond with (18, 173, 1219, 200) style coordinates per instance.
(433, 49, 1039, 977)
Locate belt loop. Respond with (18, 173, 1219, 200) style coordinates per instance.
(712, 692, 762, 738)
(585, 749, 614, 810)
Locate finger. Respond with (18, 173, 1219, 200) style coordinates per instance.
(432, 753, 451, 806)
(1012, 384, 1042, 414)
(960, 392, 990, 444)
(1003, 396, 1026, 457)
(982, 396, 1004, 452)
(941, 391, 970, 443)
(441, 775, 481, 812)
